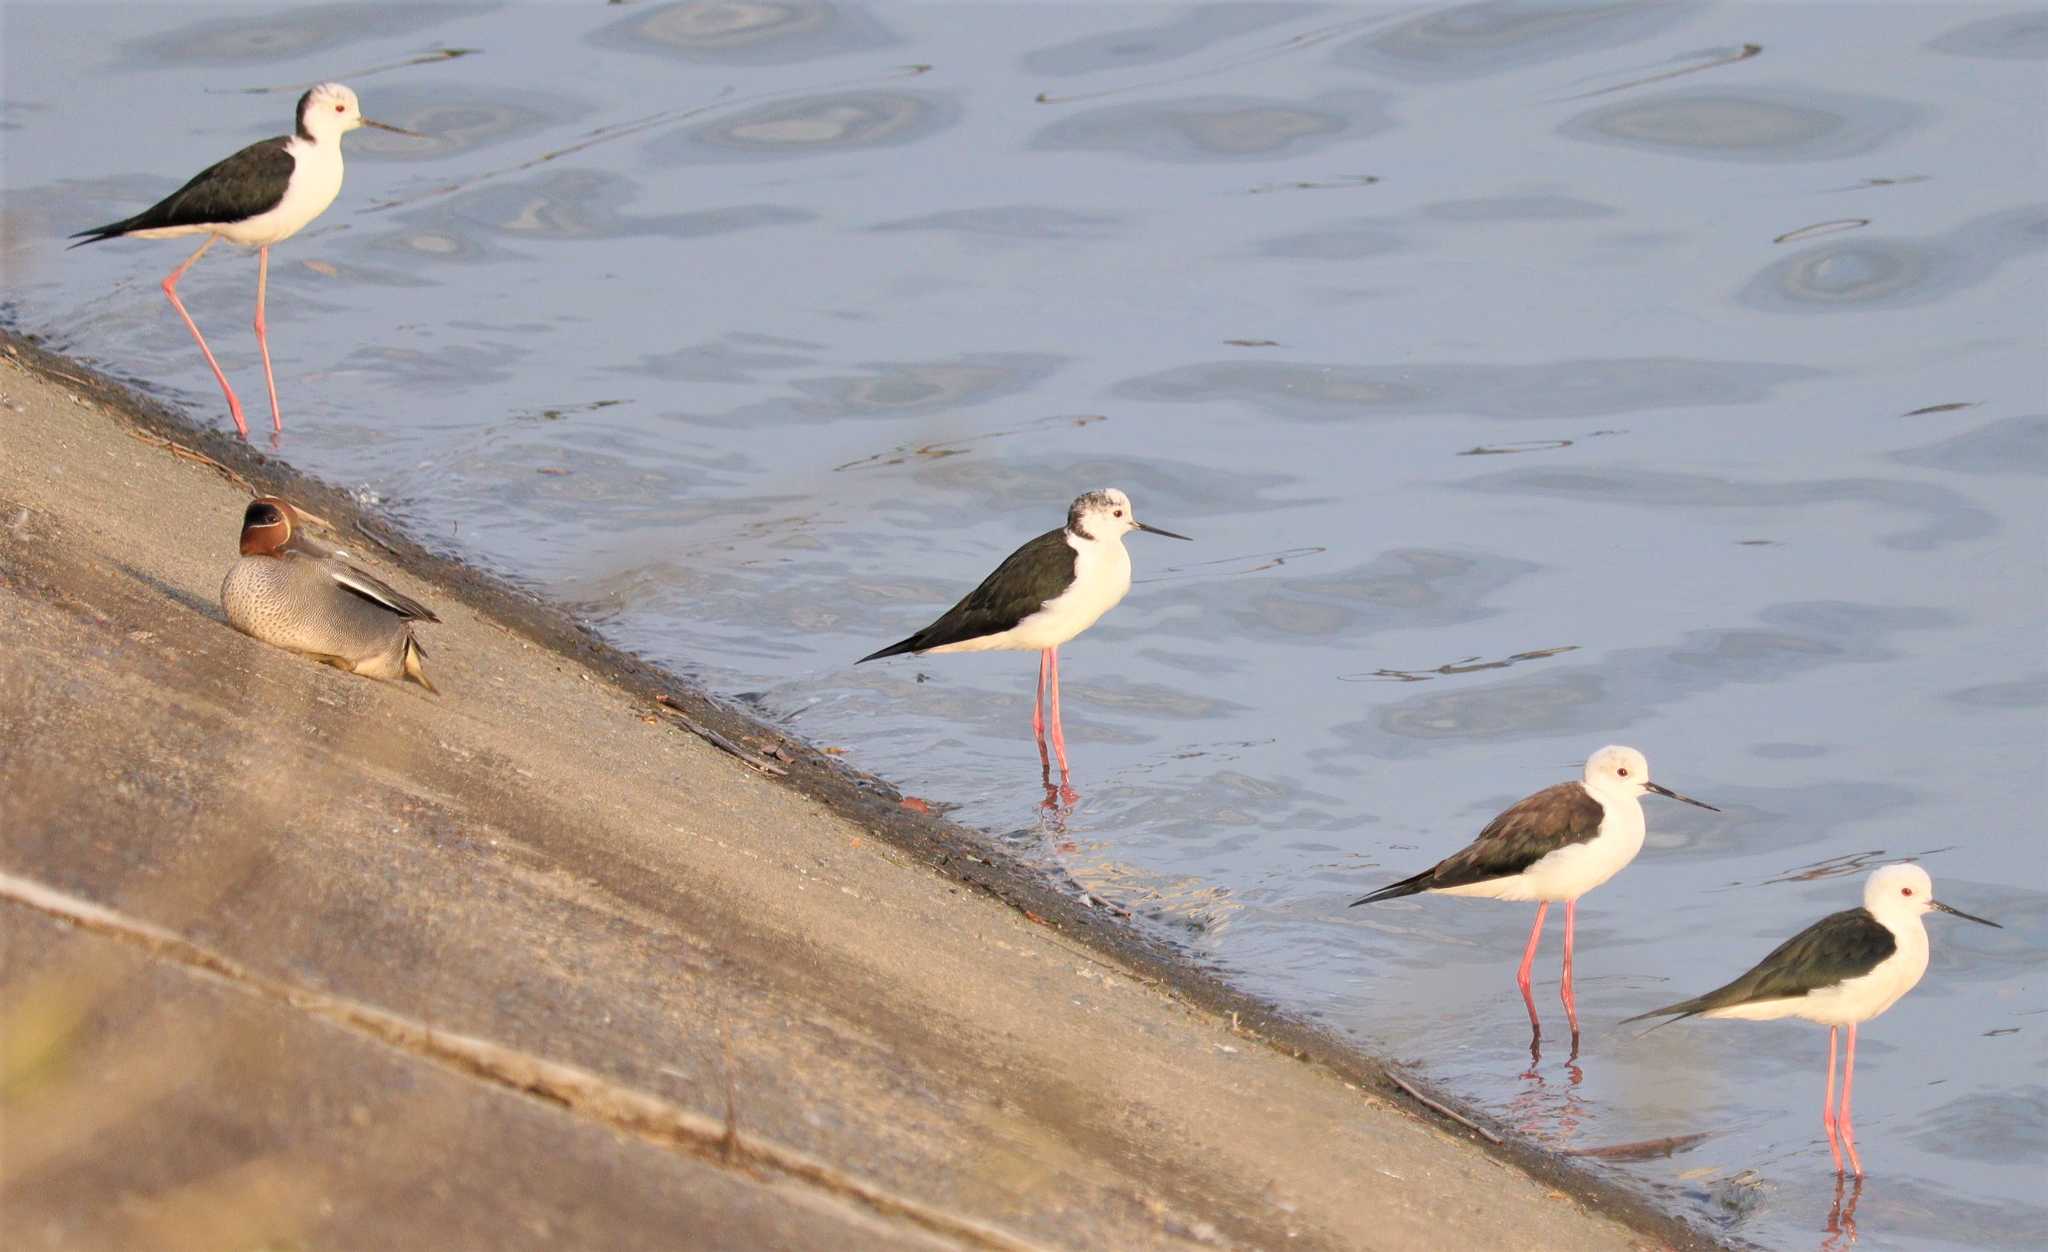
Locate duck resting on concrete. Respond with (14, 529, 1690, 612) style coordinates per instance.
(220, 496, 438, 691)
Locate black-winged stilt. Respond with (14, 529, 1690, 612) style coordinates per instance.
(1351, 745, 1718, 1050)
(68, 83, 418, 438)
(1626, 862, 2000, 1176)
(858, 488, 1189, 781)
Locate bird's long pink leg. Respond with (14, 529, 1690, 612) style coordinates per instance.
(253, 244, 282, 433)
(1560, 898, 1581, 1044)
(1032, 648, 1050, 763)
(1840, 1023, 1864, 1177)
(1823, 1026, 1844, 1172)
(1517, 902, 1549, 1037)
(1046, 646, 1070, 777)
(161, 235, 247, 437)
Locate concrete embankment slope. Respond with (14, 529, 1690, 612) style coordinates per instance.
(0, 333, 1700, 1251)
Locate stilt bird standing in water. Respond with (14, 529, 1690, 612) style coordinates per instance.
(1627, 863, 2000, 1176)
(859, 489, 1189, 783)
(1352, 745, 1718, 1052)
(69, 83, 418, 437)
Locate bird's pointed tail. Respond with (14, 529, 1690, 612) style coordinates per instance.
(1348, 872, 1433, 908)
(66, 222, 131, 250)
(857, 636, 920, 664)
(1619, 999, 1706, 1028)
(403, 635, 437, 694)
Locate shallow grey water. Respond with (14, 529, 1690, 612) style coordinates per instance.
(6, 3, 2045, 1247)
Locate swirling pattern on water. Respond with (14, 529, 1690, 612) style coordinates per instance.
(6, 4, 2042, 1248)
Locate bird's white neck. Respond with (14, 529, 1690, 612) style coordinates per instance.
(1583, 780, 1641, 812)
(1870, 905, 1930, 941)
(1064, 525, 1133, 604)
(1584, 781, 1646, 846)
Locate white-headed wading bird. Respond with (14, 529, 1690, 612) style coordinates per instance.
(69, 83, 418, 437)
(857, 489, 1189, 777)
(1351, 745, 1718, 1044)
(1626, 863, 2000, 1176)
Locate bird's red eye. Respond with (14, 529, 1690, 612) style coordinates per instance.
(1113, 509, 1124, 517)
(1902, 887, 1914, 896)
(1616, 767, 1629, 777)
(334, 104, 346, 113)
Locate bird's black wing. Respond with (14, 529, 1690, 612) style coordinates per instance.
(859, 528, 1074, 662)
(69, 136, 296, 245)
(1351, 782, 1604, 905)
(1626, 907, 1896, 1022)
(321, 558, 440, 623)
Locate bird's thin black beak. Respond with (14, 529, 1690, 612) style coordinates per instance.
(1644, 781, 1720, 812)
(1134, 520, 1192, 541)
(1932, 899, 2003, 928)
(363, 119, 424, 137)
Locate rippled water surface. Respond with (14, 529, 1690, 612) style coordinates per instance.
(6, 4, 2044, 1247)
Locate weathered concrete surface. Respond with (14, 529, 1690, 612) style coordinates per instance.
(0, 335, 1704, 1251)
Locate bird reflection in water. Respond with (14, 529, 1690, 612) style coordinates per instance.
(1821, 1173, 1864, 1250)
(1509, 1048, 1586, 1147)
(1039, 746, 1079, 812)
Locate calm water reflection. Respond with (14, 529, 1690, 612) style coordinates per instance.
(6, 3, 2043, 1248)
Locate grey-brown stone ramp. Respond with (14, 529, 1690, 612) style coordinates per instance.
(0, 339, 1701, 1251)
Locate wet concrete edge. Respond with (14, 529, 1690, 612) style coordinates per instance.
(0, 325, 1731, 1252)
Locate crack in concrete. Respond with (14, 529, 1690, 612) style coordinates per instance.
(0, 869, 1047, 1252)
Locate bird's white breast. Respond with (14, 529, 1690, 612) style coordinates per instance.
(931, 532, 1132, 654)
(221, 137, 343, 247)
(1014, 531, 1131, 648)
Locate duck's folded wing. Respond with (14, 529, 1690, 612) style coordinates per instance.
(329, 562, 440, 622)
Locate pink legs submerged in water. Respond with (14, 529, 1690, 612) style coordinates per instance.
(1824, 1024, 1864, 1176)
(1516, 901, 1550, 1041)
(1033, 646, 1076, 806)
(158, 236, 286, 439)
(1822, 1172, 1863, 1251)
(1514, 899, 1583, 1059)
(1560, 899, 1581, 1039)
